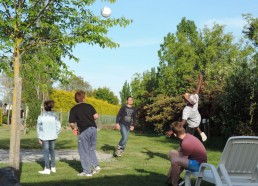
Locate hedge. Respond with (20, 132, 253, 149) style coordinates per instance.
(50, 89, 120, 115)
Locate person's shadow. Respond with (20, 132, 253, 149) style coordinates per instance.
(142, 148, 168, 160)
(100, 144, 116, 152)
(59, 159, 82, 173)
(100, 144, 117, 157)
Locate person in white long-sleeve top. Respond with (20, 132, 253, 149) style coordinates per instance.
(37, 100, 61, 174)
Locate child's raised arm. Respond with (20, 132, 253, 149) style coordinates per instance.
(195, 73, 203, 95)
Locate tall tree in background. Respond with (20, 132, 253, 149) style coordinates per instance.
(243, 14, 258, 47)
(93, 87, 119, 105)
(58, 75, 93, 95)
(21, 46, 73, 127)
(119, 80, 131, 105)
(0, 0, 131, 177)
(131, 17, 254, 134)
(157, 17, 200, 96)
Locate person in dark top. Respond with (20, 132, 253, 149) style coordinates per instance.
(69, 90, 101, 177)
(115, 96, 136, 157)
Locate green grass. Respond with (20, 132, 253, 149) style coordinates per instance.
(0, 125, 225, 186)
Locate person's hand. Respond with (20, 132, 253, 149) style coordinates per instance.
(165, 130, 173, 137)
(114, 123, 120, 130)
(70, 123, 76, 129)
(130, 126, 134, 131)
(72, 128, 79, 136)
(38, 139, 42, 145)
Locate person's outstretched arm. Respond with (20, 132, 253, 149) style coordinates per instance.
(195, 73, 203, 95)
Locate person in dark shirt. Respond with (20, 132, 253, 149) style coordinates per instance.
(115, 96, 136, 157)
(69, 90, 101, 177)
(166, 122, 207, 186)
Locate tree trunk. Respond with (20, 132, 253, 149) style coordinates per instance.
(9, 43, 22, 180)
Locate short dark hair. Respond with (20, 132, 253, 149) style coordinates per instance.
(127, 96, 133, 100)
(75, 90, 85, 103)
(171, 121, 185, 136)
(44, 100, 54, 111)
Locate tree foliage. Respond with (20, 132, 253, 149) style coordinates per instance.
(58, 75, 93, 95)
(0, 0, 131, 172)
(119, 81, 131, 105)
(129, 17, 256, 136)
(243, 14, 258, 47)
(93, 87, 119, 105)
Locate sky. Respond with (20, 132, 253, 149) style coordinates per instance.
(64, 0, 258, 100)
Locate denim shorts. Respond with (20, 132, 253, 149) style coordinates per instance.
(187, 159, 200, 172)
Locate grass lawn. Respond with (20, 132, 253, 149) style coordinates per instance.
(0, 125, 226, 186)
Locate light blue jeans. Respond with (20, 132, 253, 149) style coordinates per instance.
(78, 127, 99, 174)
(42, 140, 56, 169)
(118, 124, 130, 150)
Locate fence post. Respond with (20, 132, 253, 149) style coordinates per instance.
(202, 118, 210, 139)
(60, 109, 63, 126)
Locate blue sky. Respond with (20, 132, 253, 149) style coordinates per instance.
(64, 0, 258, 99)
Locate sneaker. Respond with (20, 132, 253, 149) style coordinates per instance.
(115, 149, 122, 157)
(92, 166, 101, 174)
(201, 132, 207, 142)
(38, 168, 51, 175)
(77, 172, 92, 177)
(51, 167, 56, 173)
(178, 178, 185, 186)
(115, 146, 123, 157)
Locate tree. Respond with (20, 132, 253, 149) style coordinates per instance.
(58, 75, 93, 95)
(131, 17, 255, 134)
(243, 14, 258, 47)
(93, 87, 119, 105)
(157, 17, 200, 96)
(20, 46, 73, 128)
(0, 73, 13, 103)
(0, 0, 131, 177)
(119, 81, 131, 105)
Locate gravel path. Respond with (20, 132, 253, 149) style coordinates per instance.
(0, 149, 114, 163)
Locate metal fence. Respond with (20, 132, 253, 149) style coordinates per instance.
(56, 111, 116, 127)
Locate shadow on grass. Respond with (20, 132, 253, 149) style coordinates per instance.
(21, 169, 168, 186)
(100, 144, 117, 157)
(59, 160, 81, 173)
(142, 148, 168, 160)
(100, 144, 116, 152)
(0, 139, 10, 149)
(35, 160, 45, 170)
(0, 138, 77, 149)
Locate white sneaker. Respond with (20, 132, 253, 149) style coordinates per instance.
(201, 132, 207, 142)
(38, 168, 51, 175)
(77, 172, 92, 177)
(92, 166, 101, 174)
(51, 167, 56, 173)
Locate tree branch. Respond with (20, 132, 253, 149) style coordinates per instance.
(22, 0, 54, 38)
(1, 2, 12, 18)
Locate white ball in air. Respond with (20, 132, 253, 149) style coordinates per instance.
(101, 6, 112, 18)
